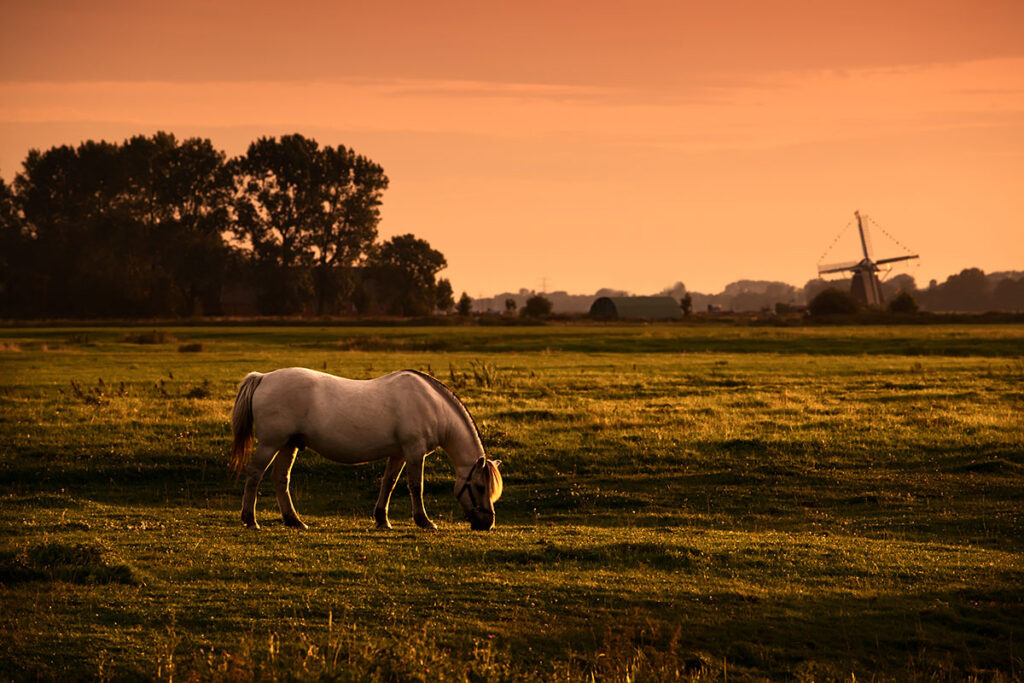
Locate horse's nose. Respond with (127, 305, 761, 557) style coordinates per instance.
(470, 511, 494, 531)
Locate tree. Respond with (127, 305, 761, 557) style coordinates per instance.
(457, 292, 473, 316)
(363, 234, 447, 316)
(122, 133, 234, 315)
(231, 134, 387, 315)
(436, 278, 454, 313)
(809, 287, 860, 316)
(888, 290, 919, 313)
(0, 176, 26, 314)
(680, 293, 692, 316)
(936, 268, 991, 312)
(993, 277, 1024, 312)
(505, 298, 517, 314)
(881, 274, 917, 302)
(12, 133, 234, 317)
(522, 294, 553, 318)
(803, 277, 844, 305)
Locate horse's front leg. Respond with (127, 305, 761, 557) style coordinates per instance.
(272, 445, 307, 530)
(405, 453, 436, 530)
(374, 455, 405, 529)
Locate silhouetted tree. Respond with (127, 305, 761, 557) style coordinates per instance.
(231, 134, 386, 315)
(880, 274, 917, 302)
(362, 234, 447, 316)
(680, 293, 692, 316)
(888, 290, 919, 313)
(522, 294, 553, 318)
(0, 176, 27, 314)
(809, 287, 860, 316)
(934, 268, 991, 311)
(993, 277, 1024, 311)
(457, 292, 473, 316)
(436, 278, 454, 314)
(505, 298, 517, 314)
(122, 133, 233, 315)
(12, 133, 233, 317)
(803, 278, 842, 305)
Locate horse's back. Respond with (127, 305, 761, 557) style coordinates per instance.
(251, 368, 445, 463)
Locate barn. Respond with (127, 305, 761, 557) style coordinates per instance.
(589, 296, 684, 319)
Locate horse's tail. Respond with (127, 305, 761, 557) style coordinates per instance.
(229, 372, 263, 478)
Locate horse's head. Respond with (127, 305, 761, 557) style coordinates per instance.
(455, 457, 503, 531)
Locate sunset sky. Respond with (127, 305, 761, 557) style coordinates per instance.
(1, 0, 1021, 297)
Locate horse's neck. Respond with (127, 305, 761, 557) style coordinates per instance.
(440, 404, 485, 474)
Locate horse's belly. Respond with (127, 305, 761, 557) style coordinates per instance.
(302, 426, 400, 465)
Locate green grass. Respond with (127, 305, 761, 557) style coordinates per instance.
(1, 324, 1022, 681)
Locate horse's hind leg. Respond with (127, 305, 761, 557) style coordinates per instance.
(241, 443, 277, 530)
(272, 444, 307, 530)
(374, 455, 405, 529)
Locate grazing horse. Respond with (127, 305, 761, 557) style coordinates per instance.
(229, 368, 503, 531)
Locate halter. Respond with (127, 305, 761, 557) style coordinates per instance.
(456, 459, 487, 514)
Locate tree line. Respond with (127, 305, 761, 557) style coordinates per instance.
(658, 270, 1024, 314)
(0, 132, 455, 318)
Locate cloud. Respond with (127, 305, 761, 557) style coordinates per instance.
(1, 58, 1021, 158)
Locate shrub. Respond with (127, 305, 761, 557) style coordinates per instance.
(888, 291, 919, 313)
(185, 381, 212, 399)
(522, 295, 553, 318)
(809, 287, 860, 316)
(122, 330, 174, 344)
(177, 342, 204, 353)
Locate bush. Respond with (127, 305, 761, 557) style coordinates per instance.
(809, 287, 860, 316)
(888, 291, 919, 313)
(522, 295, 553, 318)
(122, 330, 174, 344)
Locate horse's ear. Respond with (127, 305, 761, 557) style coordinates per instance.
(476, 456, 486, 468)
(491, 459, 502, 469)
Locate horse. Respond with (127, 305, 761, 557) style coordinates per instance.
(229, 367, 503, 531)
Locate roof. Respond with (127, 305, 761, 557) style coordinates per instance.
(589, 296, 684, 319)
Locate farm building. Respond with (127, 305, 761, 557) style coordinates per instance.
(589, 296, 684, 319)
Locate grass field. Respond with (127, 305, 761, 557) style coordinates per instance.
(1, 324, 1022, 681)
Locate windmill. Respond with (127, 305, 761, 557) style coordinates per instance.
(817, 211, 919, 306)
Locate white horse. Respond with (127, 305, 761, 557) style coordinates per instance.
(229, 367, 503, 531)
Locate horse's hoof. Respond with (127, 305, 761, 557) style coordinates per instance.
(376, 521, 393, 530)
(245, 522, 261, 531)
(284, 518, 308, 530)
(414, 517, 438, 530)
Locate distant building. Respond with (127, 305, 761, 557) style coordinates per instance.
(589, 296, 684, 320)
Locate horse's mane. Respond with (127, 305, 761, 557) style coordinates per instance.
(402, 369, 484, 449)
(402, 369, 500, 499)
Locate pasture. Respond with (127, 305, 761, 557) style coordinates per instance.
(1, 324, 1022, 681)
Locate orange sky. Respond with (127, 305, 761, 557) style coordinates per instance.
(2, 0, 1022, 296)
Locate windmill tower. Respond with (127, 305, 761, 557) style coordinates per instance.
(817, 211, 919, 306)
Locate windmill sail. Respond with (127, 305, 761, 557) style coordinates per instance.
(818, 260, 861, 274)
(856, 211, 874, 261)
(874, 254, 919, 266)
